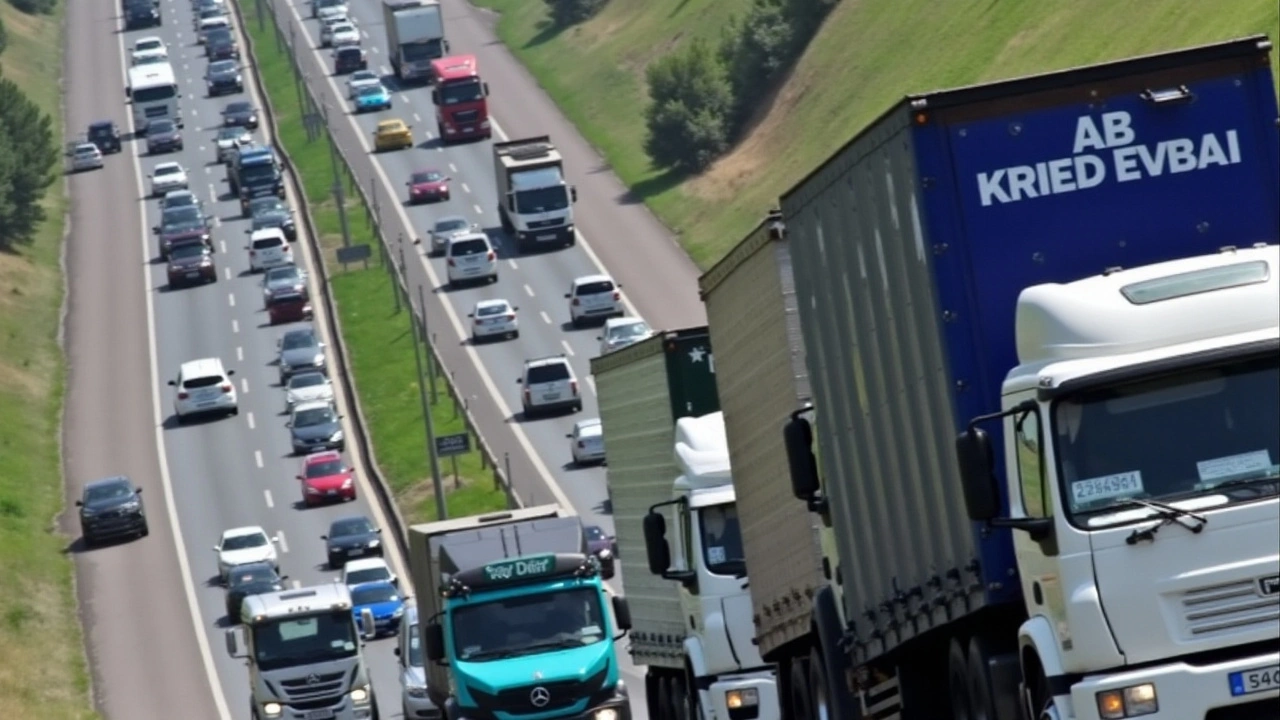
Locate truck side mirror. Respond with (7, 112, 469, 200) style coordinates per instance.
(431, 89, 439, 105)
(482, 82, 489, 96)
(224, 628, 246, 658)
(611, 596, 632, 638)
(124, 87, 131, 99)
(955, 428, 999, 521)
(359, 608, 376, 640)
(569, 186, 578, 203)
(642, 512, 670, 575)
(784, 413, 825, 514)
(424, 622, 445, 663)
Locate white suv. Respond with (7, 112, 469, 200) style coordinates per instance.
(247, 228, 293, 272)
(169, 357, 238, 422)
(566, 274, 623, 327)
(517, 355, 581, 418)
(445, 233, 498, 288)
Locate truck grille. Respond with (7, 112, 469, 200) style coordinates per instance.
(1181, 579, 1280, 638)
(277, 671, 345, 701)
(454, 109, 479, 123)
(526, 219, 563, 230)
(469, 668, 605, 713)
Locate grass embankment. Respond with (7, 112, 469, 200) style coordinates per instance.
(0, 3, 99, 719)
(241, 0, 506, 521)
(475, 0, 1280, 268)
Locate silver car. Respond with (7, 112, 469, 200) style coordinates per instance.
(284, 371, 334, 412)
(395, 606, 441, 719)
(277, 325, 326, 384)
(598, 316, 654, 356)
(427, 215, 476, 257)
(568, 418, 606, 466)
(69, 142, 104, 172)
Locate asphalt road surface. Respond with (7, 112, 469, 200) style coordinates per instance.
(62, 0, 711, 717)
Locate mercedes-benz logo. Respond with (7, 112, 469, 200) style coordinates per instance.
(306, 673, 322, 685)
(530, 686, 551, 708)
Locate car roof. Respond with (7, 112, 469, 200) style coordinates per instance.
(89, 120, 116, 129)
(377, 119, 406, 130)
(222, 525, 266, 539)
(154, 161, 182, 170)
(282, 324, 316, 337)
(178, 357, 225, 377)
(524, 355, 571, 369)
(349, 580, 397, 594)
(164, 189, 195, 198)
(249, 227, 287, 241)
(74, 143, 100, 152)
(343, 557, 388, 571)
(447, 232, 488, 246)
(573, 273, 613, 287)
(304, 450, 343, 464)
(84, 475, 131, 491)
(575, 418, 603, 431)
(293, 400, 334, 413)
(605, 317, 646, 330)
(474, 298, 510, 310)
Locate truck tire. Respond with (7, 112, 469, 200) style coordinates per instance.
(965, 636, 999, 720)
(789, 656, 816, 720)
(810, 588, 859, 720)
(949, 638, 973, 720)
(656, 676, 674, 720)
(670, 675, 691, 720)
(808, 647, 840, 720)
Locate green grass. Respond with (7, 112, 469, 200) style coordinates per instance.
(474, 0, 1280, 268)
(242, 0, 507, 522)
(0, 3, 99, 719)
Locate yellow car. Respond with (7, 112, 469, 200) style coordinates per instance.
(373, 119, 413, 152)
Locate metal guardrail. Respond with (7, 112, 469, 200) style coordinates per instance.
(233, 0, 522, 558)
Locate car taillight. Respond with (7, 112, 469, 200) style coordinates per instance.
(220, 383, 233, 393)
(177, 391, 190, 400)
(447, 258, 456, 267)
(571, 298, 580, 306)
(612, 291, 621, 300)
(506, 313, 516, 321)
(523, 388, 531, 403)
(570, 380, 578, 395)
(577, 441, 585, 449)
(486, 251, 495, 261)
(249, 249, 256, 255)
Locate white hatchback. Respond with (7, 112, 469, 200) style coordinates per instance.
(149, 162, 189, 197)
(445, 233, 497, 287)
(567, 274, 623, 327)
(214, 526, 279, 582)
(247, 228, 293, 272)
(598, 317, 654, 355)
(468, 298, 518, 342)
(343, 557, 397, 587)
(568, 418, 606, 466)
(169, 357, 238, 422)
(132, 36, 167, 57)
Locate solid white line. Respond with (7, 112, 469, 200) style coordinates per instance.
(231, 319, 239, 333)
(276, 531, 288, 553)
(561, 341, 575, 357)
(539, 310, 551, 324)
(254, 450, 264, 468)
(246, 412, 255, 430)
(460, 182, 470, 194)
(240, 378, 249, 394)
(264, 490, 274, 508)
(228, 293, 235, 307)
(118, 12, 233, 720)
(236, 346, 243, 361)
(523, 284, 534, 297)
(208, 183, 217, 202)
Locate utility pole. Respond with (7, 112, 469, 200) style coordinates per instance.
(321, 101, 352, 248)
(409, 293, 447, 521)
(417, 284, 439, 404)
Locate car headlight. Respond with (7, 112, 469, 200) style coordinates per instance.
(405, 685, 428, 699)
(330, 430, 344, 442)
(392, 606, 404, 617)
(366, 539, 380, 548)
(280, 362, 292, 371)
(341, 478, 353, 489)
(593, 710, 619, 720)
(235, 74, 242, 83)
(313, 354, 325, 365)
(1096, 684, 1158, 719)
(726, 688, 759, 710)
(350, 685, 370, 705)
(261, 701, 283, 717)
(249, 115, 258, 123)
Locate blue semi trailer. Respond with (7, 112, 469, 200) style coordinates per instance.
(778, 36, 1280, 720)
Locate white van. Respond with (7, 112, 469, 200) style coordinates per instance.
(169, 358, 238, 422)
(247, 228, 293, 272)
(445, 232, 497, 287)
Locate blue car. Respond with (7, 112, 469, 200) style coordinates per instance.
(353, 84, 392, 113)
(349, 580, 405, 637)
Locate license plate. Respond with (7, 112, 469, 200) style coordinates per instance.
(462, 126, 474, 132)
(304, 711, 335, 720)
(1230, 664, 1280, 696)
(537, 234, 555, 241)
(185, 271, 200, 278)
(347, 548, 363, 555)
(542, 393, 560, 401)
(327, 490, 337, 496)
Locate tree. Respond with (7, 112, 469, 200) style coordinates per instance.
(0, 74, 58, 249)
(643, 39, 733, 173)
(7, 0, 58, 16)
(719, 0, 796, 129)
(542, 0, 608, 27)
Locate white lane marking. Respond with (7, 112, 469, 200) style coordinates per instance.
(208, 183, 217, 203)
(231, 319, 239, 333)
(228, 293, 236, 307)
(448, 163, 457, 173)
(380, 65, 390, 75)
(561, 340, 575, 357)
(361, 30, 369, 39)
(283, 0, 576, 515)
(246, 411, 255, 430)
(224, 267, 232, 280)
(199, 145, 206, 153)
(523, 284, 534, 297)
(240, 378, 249, 394)
(219, 239, 227, 253)
(276, 531, 288, 553)
(507, 259, 518, 270)
(254, 450, 264, 468)
(205, 167, 211, 175)
(290, 579, 302, 589)
(400, 93, 409, 104)
(472, 204, 482, 214)
(236, 346, 243, 361)
(413, 112, 421, 122)
(263, 490, 274, 508)
(461, 182, 470, 194)
(539, 310, 551, 324)
(118, 13, 234, 720)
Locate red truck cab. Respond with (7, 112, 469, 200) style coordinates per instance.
(430, 54, 491, 143)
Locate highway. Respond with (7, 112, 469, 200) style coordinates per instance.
(61, 0, 701, 717)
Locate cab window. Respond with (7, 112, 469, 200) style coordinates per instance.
(1015, 409, 1050, 518)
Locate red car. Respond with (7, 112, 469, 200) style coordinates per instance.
(406, 169, 450, 204)
(267, 291, 312, 325)
(297, 451, 355, 506)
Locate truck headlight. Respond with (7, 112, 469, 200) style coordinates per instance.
(1096, 684, 1157, 719)
(262, 702, 283, 717)
(350, 685, 370, 705)
(592, 710, 618, 720)
(726, 688, 759, 709)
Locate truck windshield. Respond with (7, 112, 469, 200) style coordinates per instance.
(1054, 353, 1279, 522)
(251, 610, 358, 671)
(403, 39, 444, 63)
(450, 587, 605, 662)
(133, 84, 177, 104)
(514, 186, 569, 214)
(242, 163, 278, 184)
(699, 503, 745, 576)
(439, 79, 483, 105)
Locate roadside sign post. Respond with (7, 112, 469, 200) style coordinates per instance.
(435, 433, 470, 491)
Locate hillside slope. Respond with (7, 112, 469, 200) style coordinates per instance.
(476, 0, 1280, 267)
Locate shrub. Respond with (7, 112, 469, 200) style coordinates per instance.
(644, 39, 733, 173)
(0, 75, 59, 249)
(719, 0, 796, 128)
(542, 0, 608, 27)
(7, 0, 58, 16)
(0, 14, 8, 56)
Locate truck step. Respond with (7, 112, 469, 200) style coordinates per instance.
(861, 673, 902, 720)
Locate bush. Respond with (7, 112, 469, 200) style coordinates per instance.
(644, 39, 734, 173)
(7, 0, 57, 15)
(719, 0, 796, 127)
(0, 75, 59, 249)
(0, 14, 8, 56)
(542, 0, 608, 27)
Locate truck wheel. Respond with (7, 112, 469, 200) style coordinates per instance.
(656, 676, 674, 720)
(645, 674, 662, 717)
(670, 675, 691, 720)
(789, 656, 815, 720)
(948, 638, 973, 720)
(807, 648, 838, 720)
(966, 636, 999, 720)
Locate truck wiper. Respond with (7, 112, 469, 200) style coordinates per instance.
(461, 648, 522, 661)
(1122, 498, 1208, 545)
(1204, 473, 1280, 494)
(509, 637, 584, 655)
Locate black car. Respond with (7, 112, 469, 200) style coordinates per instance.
(77, 476, 148, 546)
(223, 562, 286, 621)
(206, 32, 239, 62)
(166, 239, 218, 288)
(145, 117, 184, 155)
(221, 101, 259, 130)
(249, 196, 297, 240)
(205, 59, 243, 96)
(87, 120, 122, 154)
(123, 0, 161, 29)
(333, 45, 367, 75)
(322, 515, 383, 570)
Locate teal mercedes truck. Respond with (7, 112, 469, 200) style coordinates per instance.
(408, 505, 635, 719)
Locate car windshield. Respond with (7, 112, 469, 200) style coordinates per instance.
(154, 165, 181, 177)
(476, 304, 508, 317)
(217, 127, 246, 141)
(450, 239, 488, 256)
(163, 208, 202, 230)
(575, 280, 614, 296)
(267, 266, 300, 283)
(223, 533, 267, 550)
(170, 244, 206, 260)
(439, 78, 484, 105)
(526, 364, 569, 384)
(295, 407, 335, 427)
(253, 215, 286, 230)
(209, 60, 236, 74)
(700, 503, 745, 576)
(252, 198, 285, 214)
(514, 185, 569, 214)
(136, 40, 162, 52)
(352, 585, 399, 606)
(228, 566, 276, 588)
(199, 8, 222, 19)
(351, 71, 377, 82)
(148, 119, 175, 134)
(346, 567, 390, 585)
(377, 122, 402, 133)
(411, 171, 443, 184)
(332, 23, 354, 34)
(281, 331, 316, 350)
(74, 145, 98, 156)
(358, 85, 383, 97)
(241, 163, 277, 183)
(1054, 353, 1279, 523)
(288, 373, 327, 390)
(330, 517, 373, 537)
(434, 218, 469, 234)
(451, 588, 605, 661)
(89, 124, 114, 137)
(250, 610, 358, 672)
(163, 193, 195, 208)
(610, 321, 649, 340)
(306, 459, 345, 478)
(252, 234, 284, 249)
(226, 101, 251, 114)
(85, 481, 133, 502)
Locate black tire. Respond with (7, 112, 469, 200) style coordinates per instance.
(140, 524, 150, 537)
(790, 656, 816, 720)
(574, 402, 583, 412)
(655, 676, 673, 720)
(966, 636, 999, 720)
(670, 674, 691, 720)
(807, 647, 839, 720)
(511, 330, 519, 339)
(175, 413, 187, 425)
(949, 638, 973, 720)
